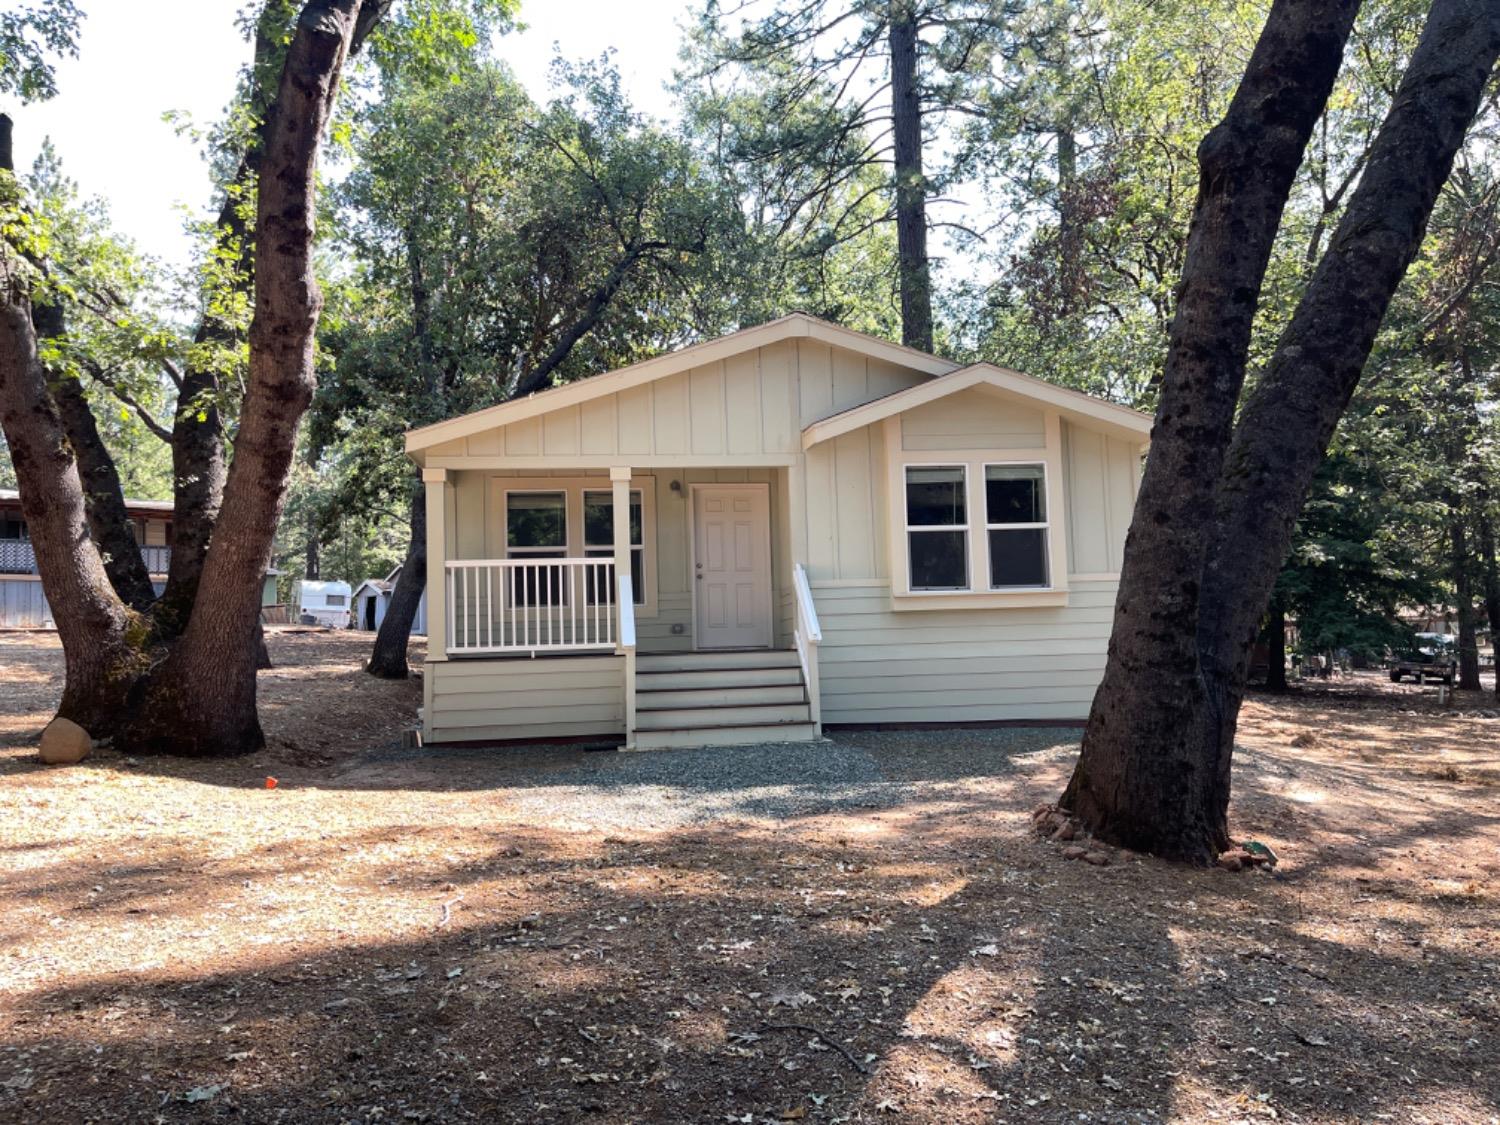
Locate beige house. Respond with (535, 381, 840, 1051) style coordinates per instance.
(405, 314, 1151, 749)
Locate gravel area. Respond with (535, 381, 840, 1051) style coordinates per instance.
(341, 727, 1079, 830)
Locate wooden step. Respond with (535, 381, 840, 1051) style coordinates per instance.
(636, 684, 807, 709)
(632, 722, 819, 751)
(636, 649, 801, 673)
(636, 666, 804, 690)
(635, 702, 811, 732)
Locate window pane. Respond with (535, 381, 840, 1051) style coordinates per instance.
(990, 528, 1048, 587)
(507, 492, 565, 549)
(583, 491, 643, 546)
(985, 465, 1046, 524)
(505, 551, 567, 606)
(584, 547, 646, 605)
(909, 529, 967, 590)
(906, 466, 966, 526)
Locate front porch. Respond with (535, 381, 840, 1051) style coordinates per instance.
(420, 464, 823, 749)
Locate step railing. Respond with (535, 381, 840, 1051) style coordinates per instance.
(792, 562, 823, 734)
(445, 557, 616, 655)
(618, 573, 637, 749)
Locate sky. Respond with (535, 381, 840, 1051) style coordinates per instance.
(6, 0, 695, 274)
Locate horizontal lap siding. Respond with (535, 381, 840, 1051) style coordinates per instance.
(813, 580, 1117, 723)
(427, 655, 624, 744)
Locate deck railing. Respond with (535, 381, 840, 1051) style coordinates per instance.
(0, 539, 172, 576)
(445, 557, 617, 655)
(792, 562, 823, 734)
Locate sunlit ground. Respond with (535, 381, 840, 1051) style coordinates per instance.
(1, 632, 1496, 1123)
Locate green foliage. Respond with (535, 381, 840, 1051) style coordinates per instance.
(0, 0, 82, 104)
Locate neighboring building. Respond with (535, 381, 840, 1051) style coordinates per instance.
(1, 489, 172, 627)
(296, 580, 352, 628)
(352, 564, 428, 635)
(405, 313, 1151, 749)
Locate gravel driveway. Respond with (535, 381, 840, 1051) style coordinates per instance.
(340, 726, 1080, 831)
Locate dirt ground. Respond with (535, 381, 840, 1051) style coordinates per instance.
(1, 631, 1497, 1124)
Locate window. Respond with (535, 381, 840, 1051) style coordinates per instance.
(0, 513, 26, 540)
(506, 491, 567, 605)
(582, 490, 645, 604)
(325, 593, 346, 606)
(905, 465, 968, 590)
(985, 464, 1049, 588)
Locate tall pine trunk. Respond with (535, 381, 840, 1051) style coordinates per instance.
(1065, 0, 1500, 863)
(1059, 0, 1360, 863)
(367, 478, 426, 679)
(1481, 511, 1500, 699)
(115, 0, 368, 755)
(888, 5, 932, 354)
(1264, 600, 1287, 692)
(1452, 515, 1481, 691)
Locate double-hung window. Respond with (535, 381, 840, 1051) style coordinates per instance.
(904, 465, 969, 590)
(582, 489, 645, 605)
(985, 464, 1049, 588)
(506, 491, 568, 605)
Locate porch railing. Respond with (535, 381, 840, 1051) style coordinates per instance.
(792, 562, 822, 734)
(445, 557, 617, 655)
(0, 539, 172, 576)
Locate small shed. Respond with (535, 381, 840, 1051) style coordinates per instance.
(352, 565, 427, 635)
(296, 580, 352, 628)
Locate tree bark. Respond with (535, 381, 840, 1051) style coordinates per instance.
(1452, 515, 1482, 690)
(367, 477, 425, 679)
(1264, 600, 1287, 692)
(1059, 0, 1360, 863)
(1481, 511, 1500, 699)
(1190, 0, 1500, 786)
(1065, 0, 1500, 864)
(34, 300, 158, 612)
(118, 0, 367, 756)
(889, 5, 932, 354)
(0, 143, 146, 731)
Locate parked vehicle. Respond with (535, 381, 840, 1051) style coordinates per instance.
(1388, 633, 1457, 685)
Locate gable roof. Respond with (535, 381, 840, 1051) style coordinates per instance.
(405, 313, 959, 456)
(800, 363, 1154, 449)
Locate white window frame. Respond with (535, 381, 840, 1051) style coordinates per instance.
(488, 476, 659, 618)
(503, 489, 569, 559)
(882, 416, 1070, 610)
(582, 488, 646, 606)
(903, 462, 971, 592)
(983, 461, 1050, 590)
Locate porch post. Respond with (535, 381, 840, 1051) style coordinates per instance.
(423, 467, 451, 663)
(609, 466, 632, 600)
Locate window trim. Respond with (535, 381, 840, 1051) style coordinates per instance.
(902, 462, 971, 592)
(504, 489, 569, 557)
(488, 476, 659, 618)
(883, 416, 1070, 609)
(983, 461, 1050, 590)
(582, 488, 646, 606)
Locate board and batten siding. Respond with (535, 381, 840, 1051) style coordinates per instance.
(426, 655, 625, 743)
(419, 339, 929, 464)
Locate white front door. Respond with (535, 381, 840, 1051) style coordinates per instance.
(693, 485, 772, 649)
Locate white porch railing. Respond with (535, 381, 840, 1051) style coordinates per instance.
(792, 562, 822, 734)
(446, 558, 616, 655)
(618, 573, 637, 749)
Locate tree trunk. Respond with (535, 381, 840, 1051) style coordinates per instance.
(1452, 516, 1481, 691)
(1064, 0, 1500, 864)
(1480, 511, 1500, 699)
(367, 477, 425, 679)
(1059, 0, 1360, 864)
(304, 512, 321, 579)
(1265, 600, 1287, 692)
(0, 117, 145, 732)
(888, 6, 932, 354)
(34, 299, 158, 612)
(117, 0, 368, 756)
